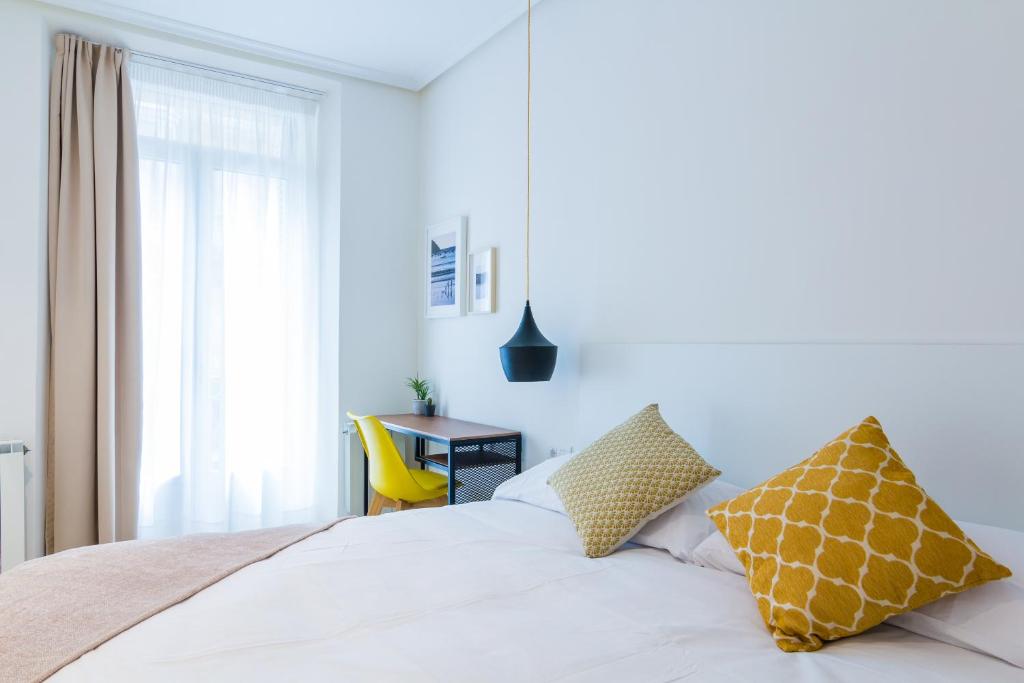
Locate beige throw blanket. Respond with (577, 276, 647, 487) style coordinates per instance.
(0, 519, 348, 683)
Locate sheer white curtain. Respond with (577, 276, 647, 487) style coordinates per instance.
(130, 60, 335, 537)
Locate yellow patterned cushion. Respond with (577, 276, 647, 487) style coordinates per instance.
(707, 417, 1012, 652)
(549, 404, 720, 558)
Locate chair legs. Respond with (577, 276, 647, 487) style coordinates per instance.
(367, 491, 447, 516)
(367, 492, 393, 516)
(396, 495, 448, 511)
(412, 495, 448, 509)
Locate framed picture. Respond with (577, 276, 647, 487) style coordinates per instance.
(425, 216, 466, 318)
(468, 247, 497, 314)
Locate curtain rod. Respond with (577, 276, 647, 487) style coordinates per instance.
(131, 50, 326, 99)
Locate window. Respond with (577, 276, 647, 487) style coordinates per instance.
(131, 59, 335, 537)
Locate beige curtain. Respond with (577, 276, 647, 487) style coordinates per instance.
(46, 34, 142, 553)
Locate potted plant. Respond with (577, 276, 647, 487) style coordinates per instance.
(406, 375, 433, 416)
(425, 396, 436, 417)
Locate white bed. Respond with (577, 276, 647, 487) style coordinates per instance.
(46, 342, 1024, 680)
(54, 499, 1023, 682)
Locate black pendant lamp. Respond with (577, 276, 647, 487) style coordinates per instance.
(500, 0, 557, 382)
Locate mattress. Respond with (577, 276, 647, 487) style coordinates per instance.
(54, 500, 1023, 682)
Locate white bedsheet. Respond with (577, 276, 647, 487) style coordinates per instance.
(55, 501, 1023, 682)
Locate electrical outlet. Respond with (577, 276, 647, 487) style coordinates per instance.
(549, 447, 574, 459)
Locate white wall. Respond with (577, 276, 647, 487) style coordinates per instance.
(418, 0, 1024, 466)
(5, 0, 1024, 552)
(338, 80, 419, 419)
(0, 0, 51, 561)
(0, 0, 419, 557)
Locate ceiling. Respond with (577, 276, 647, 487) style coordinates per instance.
(41, 0, 540, 90)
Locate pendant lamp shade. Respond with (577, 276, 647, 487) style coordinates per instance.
(500, 300, 557, 382)
(500, 0, 557, 382)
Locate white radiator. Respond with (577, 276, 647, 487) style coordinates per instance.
(0, 440, 27, 572)
(341, 423, 365, 516)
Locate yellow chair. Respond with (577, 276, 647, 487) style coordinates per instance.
(347, 412, 451, 515)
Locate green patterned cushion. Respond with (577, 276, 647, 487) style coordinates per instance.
(548, 404, 721, 558)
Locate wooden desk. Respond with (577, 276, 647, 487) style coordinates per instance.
(366, 414, 522, 513)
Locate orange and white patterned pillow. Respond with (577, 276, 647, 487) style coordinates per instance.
(707, 417, 1012, 652)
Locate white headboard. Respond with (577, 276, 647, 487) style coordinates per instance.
(578, 343, 1024, 530)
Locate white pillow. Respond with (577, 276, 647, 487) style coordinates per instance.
(885, 520, 1024, 668)
(692, 520, 1024, 669)
(692, 529, 745, 575)
(630, 479, 743, 562)
(493, 456, 740, 562)
(491, 454, 569, 513)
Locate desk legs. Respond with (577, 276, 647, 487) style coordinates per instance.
(447, 442, 457, 506)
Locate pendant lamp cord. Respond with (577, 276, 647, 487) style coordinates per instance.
(525, 0, 532, 302)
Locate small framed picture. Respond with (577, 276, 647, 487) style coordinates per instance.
(425, 217, 466, 318)
(468, 247, 497, 314)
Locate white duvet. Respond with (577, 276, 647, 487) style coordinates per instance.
(56, 501, 1023, 682)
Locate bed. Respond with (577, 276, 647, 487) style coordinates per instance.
(12, 342, 1024, 680)
(48, 498, 1022, 682)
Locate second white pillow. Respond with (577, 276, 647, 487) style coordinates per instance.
(630, 479, 742, 562)
(493, 456, 740, 563)
(692, 529, 744, 575)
